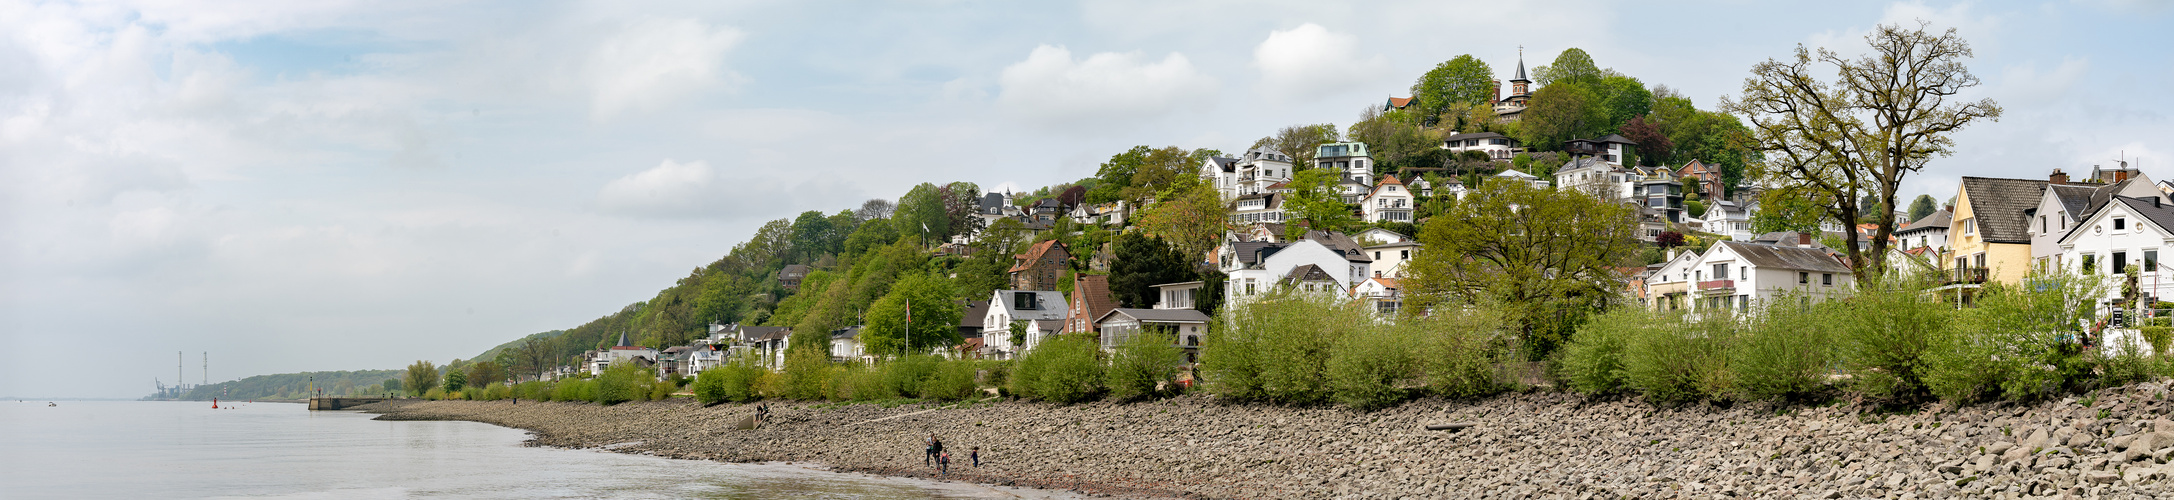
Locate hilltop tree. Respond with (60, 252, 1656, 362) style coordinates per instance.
(1403, 177, 1640, 358)
(1618, 116, 1672, 166)
(1133, 175, 1229, 264)
(466, 361, 509, 388)
(1723, 21, 2002, 272)
(1518, 83, 1604, 151)
(1908, 194, 1938, 222)
(1347, 106, 1444, 172)
(1532, 48, 1601, 87)
(856, 198, 895, 220)
(896, 183, 948, 246)
(1410, 55, 1495, 125)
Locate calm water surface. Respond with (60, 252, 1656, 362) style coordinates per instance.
(0, 400, 1062, 499)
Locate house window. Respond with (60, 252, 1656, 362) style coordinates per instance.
(1400, 250, 1409, 259)
(2115, 251, 2129, 274)
(2116, 218, 2128, 231)
(1373, 251, 1381, 260)
(2082, 254, 2097, 274)
(1823, 273, 1833, 286)
(1965, 219, 1976, 235)
(1974, 253, 1986, 270)
(2040, 215, 2047, 233)
(2149, 250, 2160, 273)
(1799, 272, 1809, 284)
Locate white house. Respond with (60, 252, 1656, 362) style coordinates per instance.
(1703, 200, 1755, 242)
(1493, 169, 1548, 189)
(1642, 249, 1705, 311)
(1219, 236, 1369, 308)
(1199, 155, 1240, 198)
(589, 332, 658, 375)
(1229, 191, 1287, 225)
(2031, 171, 2162, 269)
(1553, 156, 1629, 200)
(1315, 142, 1373, 184)
(1563, 134, 1638, 167)
(1352, 277, 1402, 316)
(1360, 175, 1415, 223)
(1356, 228, 1418, 279)
(1442, 131, 1522, 160)
(2056, 195, 2174, 310)
(828, 326, 866, 363)
(1231, 147, 1294, 198)
(1094, 308, 1212, 363)
(983, 289, 1068, 357)
(1686, 241, 1855, 316)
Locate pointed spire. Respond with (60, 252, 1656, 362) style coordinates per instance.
(617, 331, 629, 347)
(1513, 45, 1528, 83)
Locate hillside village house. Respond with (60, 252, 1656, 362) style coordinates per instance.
(1493, 169, 1548, 189)
(1355, 228, 1417, 279)
(1220, 235, 1371, 308)
(828, 326, 867, 363)
(1563, 134, 1638, 167)
(1642, 249, 1704, 311)
(983, 289, 1067, 357)
(1442, 131, 1522, 160)
(1685, 241, 1855, 315)
(590, 332, 657, 375)
(1360, 175, 1414, 223)
(1094, 282, 1211, 363)
(1949, 176, 2049, 286)
(1677, 160, 1728, 199)
(1009, 240, 1070, 291)
(1064, 275, 1118, 335)
(1553, 156, 1630, 199)
(2056, 196, 2174, 311)
(778, 265, 810, 292)
(1227, 147, 1295, 198)
(1493, 52, 1534, 120)
(2029, 169, 2163, 269)
(1352, 276, 1402, 315)
(1703, 200, 1754, 242)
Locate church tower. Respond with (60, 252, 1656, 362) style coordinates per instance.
(1509, 47, 1530, 98)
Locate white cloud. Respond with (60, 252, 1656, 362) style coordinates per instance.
(996, 45, 1216, 128)
(585, 17, 746, 118)
(596, 159, 726, 216)
(1251, 23, 1391, 101)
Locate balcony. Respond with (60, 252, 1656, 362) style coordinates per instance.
(1698, 280, 1735, 292)
(1943, 268, 1988, 285)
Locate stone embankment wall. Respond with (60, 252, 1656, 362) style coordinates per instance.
(369, 382, 2174, 499)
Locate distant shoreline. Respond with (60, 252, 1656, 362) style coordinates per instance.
(362, 385, 2174, 498)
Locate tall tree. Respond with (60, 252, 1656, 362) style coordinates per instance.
(790, 210, 837, 262)
(1251, 124, 1340, 171)
(1347, 106, 1444, 172)
(1517, 83, 1604, 151)
(1907, 194, 1938, 222)
(937, 182, 982, 242)
(856, 198, 895, 221)
(896, 183, 948, 246)
(859, 273, 964, 358)
(1403, 176, 1641, 357)
(1410, 55, 1495, 125)
(1133, 175, 1229, 264)
(1723, 21, 2001, 272)
(404, 360, 439, 397)
(1618, 115, 1673, 167)
(1532, 48, 1601, 87)
(1108, 232, 1195, 309)
(1281, 168, 1358, 240)
(1594, 75, 1653, 133)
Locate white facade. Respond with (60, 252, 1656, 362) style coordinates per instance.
(2056, 197, 2174, 308)
(1360, 176, 1415, 223)
(1231, 147, 1293, 198)
(2034, 175, 2161, 269)
(1493, 169, 1549, 189)
(984, 289, 1068, 356)
(1703, 200, 1754, 242)
(1442, 132, 1521, 160)
(1352, 277, 1402, 316)
(1315, 142, 1373, 184)
(1685, 242, 1854, 317)
(1221, 239, 1367, 308)
(1553, 159, 1628, 200)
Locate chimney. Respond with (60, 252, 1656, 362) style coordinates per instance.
(2049, 169, 2069, 185)
(1797, 232, 1812, 247)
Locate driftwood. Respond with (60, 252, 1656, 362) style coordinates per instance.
(1424, 422, 1476, 432)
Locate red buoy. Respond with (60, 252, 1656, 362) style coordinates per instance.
(212, 398, 218, 409)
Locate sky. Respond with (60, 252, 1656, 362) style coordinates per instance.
(3, 0, 2170, 398)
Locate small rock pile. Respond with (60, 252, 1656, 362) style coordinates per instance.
(369, 380, 2174, 499)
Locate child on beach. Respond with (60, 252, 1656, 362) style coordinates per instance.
(938, 451, 950, 476)
(970, 446, 980, 467)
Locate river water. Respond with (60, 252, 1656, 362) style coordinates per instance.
(0, 400, 1068, 499)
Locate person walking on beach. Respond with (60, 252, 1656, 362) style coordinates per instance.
(970, 446, 980, 467)
(938, 450, 950, 477)
(924, 434, 937, 466)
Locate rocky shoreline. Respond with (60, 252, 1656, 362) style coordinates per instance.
(364, 381, 2174, 499)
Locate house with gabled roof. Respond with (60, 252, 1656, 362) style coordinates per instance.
(1218, 237, 1358, 309)
(2029, 169, 2163, 270)
(1360, 174, 1414, 223)
(1687, 241, 1854, 316)
(1352, 276, 1401, 316)
(2055, 195, 2174, 311)
(1065, 275, 1117, 335)
(1356, 228, 1418, 279)
(1009, 240, 1070, 291)
(778, 265, 811, 292)
(1443, 131, 1521, 161)
(984, 289, 1067, 357)
(1095, 281, 1212, 363)
(1950, 176, 2051, 285)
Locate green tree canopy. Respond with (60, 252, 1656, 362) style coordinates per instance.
(1517, 82, 1604, 151)
(1403, 177, 1641, 357)
(896, 183, 948, 246)
(1108, 231, 1197, 309)
(1533, 48, 1601, 87)
(1908, 194, 1938, 222)
(1410, 54, 1495, 124)
(405, 360, 439, 397)
(860, 273, 964, 357)
(1251, 124, 1339, 171)
(1282, 168, 1359, 240)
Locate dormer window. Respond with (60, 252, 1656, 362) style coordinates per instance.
(2115, 217, 2127, 231)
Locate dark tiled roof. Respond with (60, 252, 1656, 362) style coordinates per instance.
(1960, 177, 2048, 244)
(1444, 131, 1509, 142)
(1717, 241, 1852, 274)
(1096, 308, 1212, 324)
(1231, 241, 1284, 266)
(1210, 156, 1238, 172)
(1304, 230, 1374, 263)
(2062, 196, 2174, 244)
(960, 300, 990, 328)
(1070, 275, 1116, 332)
(1896, 209, 1951, 235)
(2048, 184, 2094, 218)
(1281, 264, 1336, 284)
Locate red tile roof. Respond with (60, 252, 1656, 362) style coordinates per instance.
(1069, 275, 1117, 334)
(1009, 239, 1066, 273)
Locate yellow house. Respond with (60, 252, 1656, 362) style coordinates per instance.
(1946, 177, 2047, 284)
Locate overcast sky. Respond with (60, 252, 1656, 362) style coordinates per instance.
(4, 0, 2169, 398)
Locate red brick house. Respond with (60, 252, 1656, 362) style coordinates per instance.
(1009, 240, 1070, 291)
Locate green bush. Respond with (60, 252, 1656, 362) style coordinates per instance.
(780, 349, 834, 400)
(1107, 330, 1185, 401)
(1924, 271, 2103, 403)
(513, 381, 551, 401)
(2141, 326, 2172, 357)
(1833, 275, 1952, 403)
(1418, 307, 1511, 399)
(919, 359, 981, 401)
(1014, 334, 1104, 403)
(692, 368, 729, 405)
(881, 355, 941, 399)
(1622, 313, 1732, 403)
(1731, 297, 1837, 401)
(1560, 308, 1643, 396)
(592, 364, 646, 405)
(423, 387, 446, 400)
(827, 363, 887, 401)
(1201, 292, 1339, 404)
(460, 385, 485, 401)
(553, 378, 594, 402)
(1009, 343, 1052, 400)
(719, 362, 765, 403)
(1327, 323, 1420, 410)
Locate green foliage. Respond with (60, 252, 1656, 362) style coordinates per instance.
(1411, 54, 1495, 121)
(1924, 270, 2105, 403)
(1108, 232, 1195, 309)
(1730, 297, 1837, 401)
(1011, 334, 1105, 404)
(2142, 326, 2172, 357)
(1532, 48, 1601, 87)
(553, 378, 595, 402)
(880, 355, 942, 398)
(861, 273, 964, 357)
(1250, 124, 1340, 173)
(1560, 308, 1642, 395)
(1327, 320, 1422, 410)
(1622, 314, 1735, 403)
(443, 368, 468, 392)
(1347, 107, 1444, 172)
(592, 363, 647, 405)
(1106, 330, 1185, 401)
(1282, 168, 1359, 239)
(1404, 176, 1641, 358)
(918, 359, 981, 401)
(1209, 292, 1510, 409)
(405, 361, 440, 397)
(1907, 194, 1938, 223)
(693, 356, 766, 406)
(779, 349, 834, 400)
(1518, 82, 1605, 151)
(897, 182, 948, 245)
(1833, 275, 1952, 403)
